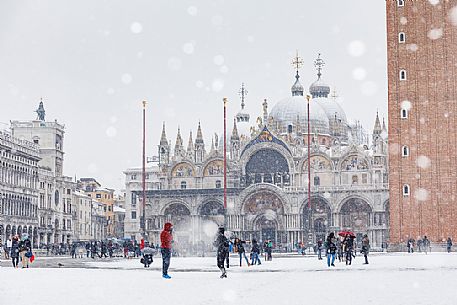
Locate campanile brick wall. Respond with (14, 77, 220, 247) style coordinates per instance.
(387, 0, 457, 244)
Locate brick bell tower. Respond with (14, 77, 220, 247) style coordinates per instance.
(387, 0, 457, 245)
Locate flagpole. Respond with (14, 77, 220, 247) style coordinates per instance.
(142, 100, 147, 238)
(223, 98, 227, 210)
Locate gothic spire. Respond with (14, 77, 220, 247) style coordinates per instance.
(174, 127, 183, 155)
(382, 117, 387, 132)
(373, 111, 382, 135)
(187, 131, 194, 154)
(160, 122, 168, 146)
(195, 121, 204, 144)
(231, 118, 239, 140)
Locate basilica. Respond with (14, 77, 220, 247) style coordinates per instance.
(123, 55, 389, 251)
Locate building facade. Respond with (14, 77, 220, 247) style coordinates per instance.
(124, 55, 389, 250)
(387, 0, 457, 244)
(0, 130, 40, 246)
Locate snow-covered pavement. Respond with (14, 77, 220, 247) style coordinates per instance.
(1, 253, 456, 305)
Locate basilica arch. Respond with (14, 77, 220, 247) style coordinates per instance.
(240, 187, 287, 244)
(338, 196, 373, 241)
(301, 196, 332, 242)
(163, 202, 192, 251)
(243, 148, 291, 186)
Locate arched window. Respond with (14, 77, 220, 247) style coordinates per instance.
(401, 108, 408, 119)
(402, 145, 409, 157)
(399, 70, 407, 80)
(180, 181, 187, 189)
(397, 0, 404, 7)
(215, 180, 222, 189)
(313, 176, 320, 186)
(398, 32, 406, 43)
(403, 184, 410, 196)
(352, 175, 359, 184)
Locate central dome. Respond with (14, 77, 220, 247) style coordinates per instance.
(269, 96, 330, 135)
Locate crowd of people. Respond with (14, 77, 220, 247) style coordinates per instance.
(0, 234, 34, 268)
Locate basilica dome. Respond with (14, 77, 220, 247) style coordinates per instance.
(314, 97, 347, 125)
(269, 95, 330, 135)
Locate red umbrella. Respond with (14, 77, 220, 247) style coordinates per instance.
(338, 231, 355, 237)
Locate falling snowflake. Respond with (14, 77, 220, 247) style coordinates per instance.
(428, 28, 443, 40)
(347, 40, 366, 57)
(416, 155, 431, 169)
(414, 188, 429, 202)
(106, 88, 115, 95)
(220, 65, 229, 74)
(428, 0, 440, 5)
(130, 22, 143, 34)
(406, 44, 418, 52)
(449, 6, 457, 26)
(182, 42, 195, 55)
(106, 126, 117, 138)
(187, 6, 198, 16)
(195, 80, 204, 88)
(352, 67, 367, 80)
(401, 100, 412, 111)
(121, 73, 132, 84)
(212, 79, 224, 92)
(400, 17, 407, 25)
(109, 116, 118, 124)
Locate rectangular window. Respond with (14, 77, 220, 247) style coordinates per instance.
(131, 211, 137, 219)
(397, 0, 404, 6)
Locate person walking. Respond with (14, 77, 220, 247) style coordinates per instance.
(345, 235, 355, 265)
(234, 238, 250, 267)
(214, 227, 229, 278)
(361, 234, 370, 264)
(317, 239, 323, 260)
(422, 236, 430, 254)
(18, 234, 32, 268)
(85, 242, 91, 258)
(447, 237, 452, 253)
(325, 232, 337, 267)
(100, 241, 108, 258)
(266, 240, 273, 261)
(336, 238, 342, 262)
(10, 235, 20, 268)
(251, 239, 261, 265)
(160, 222, 173, 279)
(5, 237, 12, 260)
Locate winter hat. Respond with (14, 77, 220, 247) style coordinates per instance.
(218, 227, 225, 234)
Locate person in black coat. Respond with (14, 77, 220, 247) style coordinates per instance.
(214, 227, 229, 278)
(10, 235, 20, 268)
(447, 237, 453, 253)
(234, 238, 250, 266)
(361, 234, 370, 264)
(250, 239, 261, 265)
(345, 235, 355, 265)
(325, 232, 337, 267)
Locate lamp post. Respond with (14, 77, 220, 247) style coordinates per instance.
(306, 94, 312, 246)
(141, 100, 147, 239)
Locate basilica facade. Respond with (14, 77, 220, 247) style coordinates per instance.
(124, 55, 389, 250)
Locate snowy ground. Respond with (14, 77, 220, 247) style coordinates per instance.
(1, 253, 456, 305)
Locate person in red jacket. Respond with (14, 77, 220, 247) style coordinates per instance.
(160, 222, 173, 279)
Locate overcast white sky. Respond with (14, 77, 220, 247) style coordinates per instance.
(0, 0, 387, 191)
